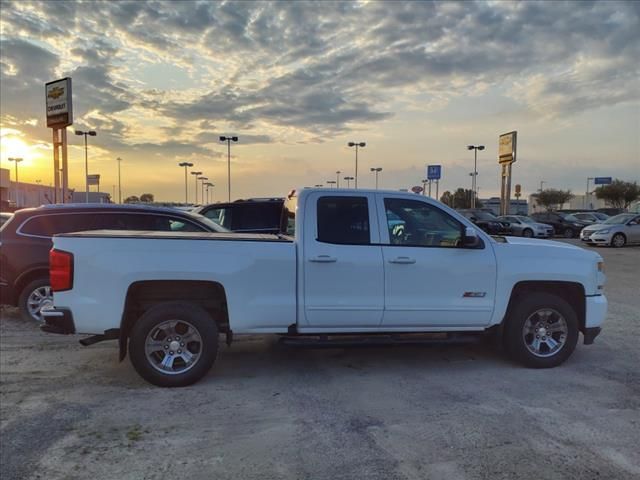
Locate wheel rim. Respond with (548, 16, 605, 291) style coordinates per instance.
(144, 320, 203, 375)
(523, 229, 533, 238)
(563, 229, 573, 238)
(522, 308, 568, 358)
(26, 285, 53, 322)
(612, 234, 625, 247)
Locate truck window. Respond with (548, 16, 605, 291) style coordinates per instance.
(384, 198, 462, 247)
(317, 196, 370, 245)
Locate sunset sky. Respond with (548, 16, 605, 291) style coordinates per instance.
(1, 0, 638, 202)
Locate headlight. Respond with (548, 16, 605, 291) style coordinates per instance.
(573, 223, 583, 227)
(596, 229, 610, 234)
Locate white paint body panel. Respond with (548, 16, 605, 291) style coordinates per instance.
(51, 189, 607, 337)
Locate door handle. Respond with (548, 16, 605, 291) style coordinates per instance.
(388, 256, 416, 264)
(309, 255, 337, 263)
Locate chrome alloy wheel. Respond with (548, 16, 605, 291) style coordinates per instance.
(144, 320, 203, 375)
(522, 308, 568, 358)
(27, 285, 53, 322)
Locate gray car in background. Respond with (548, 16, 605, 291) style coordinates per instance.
(498, 215, 554, 238)
(574, 212, 609, 224)
(581, 213, 640, 247)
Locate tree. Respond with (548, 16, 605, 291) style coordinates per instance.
(124, 195, 139, 203)
(440, 191, 453, 207)
(536, 189, 574, 211)
(451, 188, 475, 209)
(594, 180, 640, 209)
(140, 193, 155, 203)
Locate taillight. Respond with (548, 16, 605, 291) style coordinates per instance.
(50, 249, 73, 292)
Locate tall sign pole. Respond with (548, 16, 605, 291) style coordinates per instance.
(498, 131, 517, 216)
(46, 78, 73, 203)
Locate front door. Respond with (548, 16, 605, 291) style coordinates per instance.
(301, 193, 384, 329)
(377, 195, 497, 327)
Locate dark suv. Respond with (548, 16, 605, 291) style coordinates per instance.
(0, 204, 225, 322)
(196, 198, 284, 234)
(457, 209, 512, 235)
(530, 211, 590, 238)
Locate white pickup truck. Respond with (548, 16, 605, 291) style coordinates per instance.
(43, 189, 607, 387)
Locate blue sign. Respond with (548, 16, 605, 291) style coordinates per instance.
(594, 177, 612, 185)
(427, 165, 442, 180)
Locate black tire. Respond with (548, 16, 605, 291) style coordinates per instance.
(563, 228, 574, 238)
(522, 228, 533, 238)
(611, 233, 626, 248)
(18, 277, 52, 323)
(129, 302, 219, 387)
(504, 292, 579, 368)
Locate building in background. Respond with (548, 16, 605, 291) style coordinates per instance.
(480, 197, 528, 216)
(70, 191, 111, 203)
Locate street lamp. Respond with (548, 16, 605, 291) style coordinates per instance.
(191, 171, 202, 204)
(344, 176, 354, 188)
(347, 141, 366, 189)
(219, 135, 238, 201)
(116, 157, 123, 204)
(198, 176, 208, 205)
(370, 167, 382, 189)
(205, 182, 214, 203)
(178, 162, 194, 204)
(467, 144, 484, 208)
(75, 130, 97, 203)
(8, 157, 23, 206)
(336, 171, 341, 188)
(326, 180, 337, 188)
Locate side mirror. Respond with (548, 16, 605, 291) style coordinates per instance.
(462, 227, 481, 248)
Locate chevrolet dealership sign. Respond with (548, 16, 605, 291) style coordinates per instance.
(45, 77, 73, 128)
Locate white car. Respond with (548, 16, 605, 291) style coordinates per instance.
(581, 213, 640, 247)
(42, 188, 607, 387)
(498, 215, 554, 238)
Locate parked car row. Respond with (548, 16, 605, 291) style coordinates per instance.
(581, 213, 640, 247)
(0, 204, 228, 322)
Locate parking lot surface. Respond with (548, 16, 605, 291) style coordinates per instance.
(1, 240, 639, 480)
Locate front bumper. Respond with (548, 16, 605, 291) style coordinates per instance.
(581, 231, 612, 244)
(583, 294, 607, 344)
(40, 307, 76, 334)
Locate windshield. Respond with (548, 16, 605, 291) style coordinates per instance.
(560, 213, 580, 222)
(516, 216, 536, 224)
(603, 214, 635, 225)
(186, 212, 230, 232)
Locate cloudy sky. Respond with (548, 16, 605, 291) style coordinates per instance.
(1, 0, 638, 202)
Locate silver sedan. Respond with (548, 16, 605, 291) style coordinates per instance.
(581, 214, 640, 247)
(498, 215, 554, 238)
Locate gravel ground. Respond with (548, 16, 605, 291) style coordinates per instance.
(1, 239, 639, 480)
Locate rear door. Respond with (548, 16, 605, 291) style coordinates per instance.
(301, 192, 384, 328)
(377, 194, 497, 328)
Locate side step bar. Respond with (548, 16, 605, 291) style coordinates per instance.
(79, 329, 120, 346)
(278, 332, 483, 348)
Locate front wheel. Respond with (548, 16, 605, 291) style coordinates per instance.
(129, 302, 219, 387)
(504, 292, 579, 368)
(611, 233, 626, 248)
(522, 229, 533, 238)
(563, 228, 574, 238)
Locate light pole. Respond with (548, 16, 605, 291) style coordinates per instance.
(327, 180, 337, 188)
(370, 167, 382, 189)
(75, 130, 97, 203)
(219, 135, 238, 201)
(205, 182, 214, 203)
(347, 141, 365, 189)
(336, 171, 341, 188)
(344, 176, 354, 188)
(8, 157, 23, 206)
(116, 157, 123, 203)
(539, 180, 546, 192)
(198, 176, 208, 204)
(178, 162, 194, 204)
(585, 177, 595, 209)
(467, 144, 484, 208)
(191, 171, 202, 204)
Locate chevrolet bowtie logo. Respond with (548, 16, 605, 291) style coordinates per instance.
(48, 86, 64, 99)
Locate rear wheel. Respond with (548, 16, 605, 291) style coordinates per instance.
(563, 228, 574, 238)
(504, 292, 579, 368)
(129, 302, 219, 387)
(522, 228, 533, 238)
(18, 277, 52, 323)
(611, 233, 626, 248)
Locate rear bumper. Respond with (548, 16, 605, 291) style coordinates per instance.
(40, 307, 76, 334)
